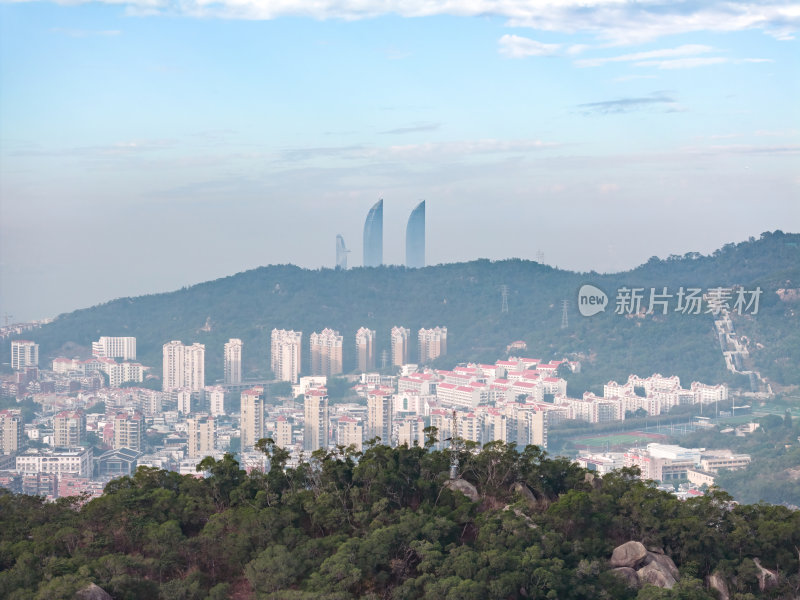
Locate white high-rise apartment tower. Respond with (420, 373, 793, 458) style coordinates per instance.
(390, 327, 410, 367)
(240, 388, 265, 452)
(355, 328, 376, 372)
(162, 341, 205, 392)
(10, 340, 38, 370)
(92, 337, 137, 360)
(310, 328, 343, 377)
(271, 329, 302, 383)
(224, 338, 243, 384)
(303, 388, 329, 452)
(418, 327, 447, 364)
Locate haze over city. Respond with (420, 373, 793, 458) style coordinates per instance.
(1, 0, 798, 321)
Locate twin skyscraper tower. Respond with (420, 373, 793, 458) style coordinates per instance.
(336, 199, 425, 270)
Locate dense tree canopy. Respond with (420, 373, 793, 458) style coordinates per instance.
(2, 441, 799, 599)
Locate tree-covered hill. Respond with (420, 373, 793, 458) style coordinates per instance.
(7, 230, 799, 387)
(1, 442, 799, 599)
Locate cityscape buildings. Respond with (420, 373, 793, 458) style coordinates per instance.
(0, 410, 23, 455)
(405, 200, 426, 268)
(363, 199, 383, 267)
(418, 327, 447, 364)
(223, 338, 243, 385)
(390, 327, 410, 367)
(113, 412, 143, 452)
(10, 340, 38, 370)
(355, 327, 376, 372)
(53, 410, 86, 448)
(187, 416, 216, 459)
(367, 389, 393, 443)
(271, 329, 302, 383)
(309, 328, 343, 377)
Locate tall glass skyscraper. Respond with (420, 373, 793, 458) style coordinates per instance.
(363, 199, 383, 267)
(405, 200, 425, 268)
(335, 234, 350, 270)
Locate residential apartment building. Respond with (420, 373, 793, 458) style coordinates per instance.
(310, 328, 343, 377)
(92, 336, 137, 360)
(367, 389, 393, 445)
(187, 415, 216, 459)
(11, 340, 38, 370)
(390, 327, 410, 367)
(206, 386, 226, 417)
(240, 388, 265, 452)
(162, 341, 205, 391)
(271, 329, 302, 383)
(337, 416, 363, 451)
(355, 327, 376, 372)
(53, 410, 86, 448)
(0, 410, 23, 455)
(275, 416, 293, 449)
(303, 388, 329, 452)
(16, 447, 92, 478)
(418, 327, 447, 363)
(224, 339, 243, 385)
(113, 412, 143, 452)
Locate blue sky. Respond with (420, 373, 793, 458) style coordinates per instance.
(1, 0, 798, 321)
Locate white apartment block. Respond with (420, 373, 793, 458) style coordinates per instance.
(436, 382, 485, 409)
(390, 327, 410, 367)
(271, 329, 302, 384)
(224, 339, 243, 385)
(16, 447, 93, 477)
(310, 328, 343, 377)
(304, 388, 329, 452)
(367, 389, 393, 444)
(691, 382, 729, 403)
(92, 337, 137, 360)
(337, 416, 363, 451)
(240, 388, 265, 453)
(397, 416, 425, 448)
(0, 409, 23, 455)
(176, 389, 193, 415)
(355, 327, 376, 372)
(275, 416, 293, 450)
(418, 327, 447, 364)
(162, 341, 205, 392)
(11, 340, 38, 370)
(397, 373, 438, 395)
(103, 361, 144, 388)
(113, 412, 143, 452)
(187, 416, 216, 458)
(206, 386, 226, 417)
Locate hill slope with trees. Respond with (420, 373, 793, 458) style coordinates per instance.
(6, 230, 799, 388)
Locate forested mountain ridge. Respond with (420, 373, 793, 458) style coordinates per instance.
(8, 230, 799, 387)
(1, 442, 798, 599)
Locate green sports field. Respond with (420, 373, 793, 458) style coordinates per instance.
(572, 431, 668, 450)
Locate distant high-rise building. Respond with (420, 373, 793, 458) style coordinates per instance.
(335, 234, 350, 270)
(54, 410, 86, 448)
(337, 416, 363, 451)
(0, 410, 23, 455)
(275, 416, 293, 450)
(418, 327, 447, 364)
(405, 200, 426, 268)
(271, 329, 302, 383)
(355, 327, 376, 372)
(367, 389, 393, 445)
(304, 388, 329, 452)
(224, 339, 243, 384)
(187, 415, 215, 458)
(363, 199, 383, 267)
(240, 388, 265, 452)
(162, 341, 205, 392)
(206, 386, 226, 417)
(92, 337, 136, 360)
(10, 340, 38, 370)
(310, 328, 343, 377)
(113, 412, 143, 452)
(390, 327, 410, 367)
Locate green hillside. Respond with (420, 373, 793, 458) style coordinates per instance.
(7, 230, 799, 388)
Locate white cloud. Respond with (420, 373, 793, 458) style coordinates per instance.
(28, 0, 800, 44)
(634, 57, 729, 69)
(498, 34, 560, 58)
(576, 44, 714, 68)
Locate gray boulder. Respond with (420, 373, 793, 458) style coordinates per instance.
(444, 478, 479, 502)
(753, 558, 779, 591)
(75, 583, 113, 600)
(644, 551, 680, 581)
(637, 561, 677, 589)
(611, 567, 640, 588)
(610, 541, 648, 569)
(706, 572, 730, 600)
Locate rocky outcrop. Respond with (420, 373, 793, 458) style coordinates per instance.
(511, 481, 540, 510)
(706, 572, 730, 600)
(444, 478, 479, 502)
(610, 541, 648, 569)
(753, 558, 779, 591)
(75, 583, 113, 600)
(610, 541, 679, 590)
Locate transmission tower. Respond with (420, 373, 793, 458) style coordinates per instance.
(561, 300, 569, 329)
(500, 285, 509, 314)
(449, 409, 460, 479)
(535, 250, 545, 264)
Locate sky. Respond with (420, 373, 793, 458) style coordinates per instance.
(1, 0, 799, 322)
